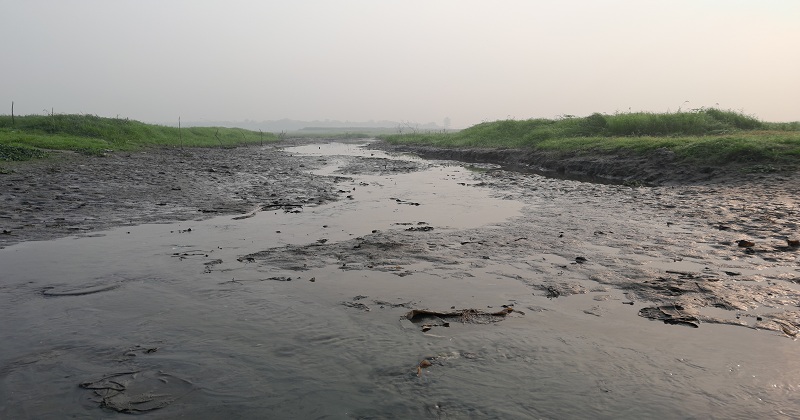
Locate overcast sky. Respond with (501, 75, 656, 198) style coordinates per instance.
(3, 1, 798, 128)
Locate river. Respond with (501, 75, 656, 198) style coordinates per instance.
(1, 142, 798, 419)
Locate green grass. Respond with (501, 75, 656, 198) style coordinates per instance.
(0, 144, 48, 161)
(0, 113, 278, 161)
(380, 109, 800, 166)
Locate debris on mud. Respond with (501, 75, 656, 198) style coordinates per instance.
(343, 301, 371, 311)
(342, 295, 375, 311)
(392, 198, 421, 206)
(241, 231, 448, 272)
(266, 276, 293, 282)
(336, 157, 429, 176)
(638, 304, 700, 328)
(262, 202, 304, 212)
(122, 345, 160, 357)
(535, 282, 587, 299)
(411, 351, 483, 377)
(217, 276, 295, 284)
(231, 212, 257, 220)
(405, 226, 433, 232)
(416, 359, 433, 377)
(405, 307, 516, 331)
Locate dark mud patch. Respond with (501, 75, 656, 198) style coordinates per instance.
(242, 229, 450, 272)
(41, 283, 121, 297)
(79, 370, 195, 414)
(372, 141, 798, 186)
(534, 282, 587, 299)
(334, 156, 430, 176)
(638, 304, 700, 328)
(405, 307, 517, 332)
(341, 296, 416, 312)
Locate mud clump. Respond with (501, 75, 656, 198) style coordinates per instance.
(79, 370, 194, 414)
(406, 307, 517, 332)
(638, 304, 700, 328)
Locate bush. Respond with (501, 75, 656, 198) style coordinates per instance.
(0, 144, 48, 161)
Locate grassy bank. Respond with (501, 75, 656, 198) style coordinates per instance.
(380, 109, 800, 165)
(0, 113, 277, 161)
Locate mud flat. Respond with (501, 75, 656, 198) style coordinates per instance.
(0, 141, 344, 249)
(1, 140, 799, 418)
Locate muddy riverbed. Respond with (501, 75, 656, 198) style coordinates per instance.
(1, 140, 799, 419)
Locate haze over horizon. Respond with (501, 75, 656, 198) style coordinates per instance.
(3, 1, 799, 129)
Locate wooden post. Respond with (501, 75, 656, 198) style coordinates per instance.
(179, 116, 183, 149)
(259, 129, 263, 146)
(11, 101, 14, 127)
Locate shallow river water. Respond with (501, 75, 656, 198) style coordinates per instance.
(1, 142, 799, 419)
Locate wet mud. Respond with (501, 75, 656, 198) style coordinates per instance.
(0, 141, 341, 248)
(373, 142, 800, 186)
(1, 139, 799, 418)
(79, 369, 195, 414)
(240, 159, 800, 335)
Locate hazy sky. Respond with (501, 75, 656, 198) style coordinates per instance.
(3, 1, 799, 128)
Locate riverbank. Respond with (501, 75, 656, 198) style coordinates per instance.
(0, 141, 338, 249)
(2, 138, 799, 250)
(376, 109, 800, 185)
(372, 142, 799, 186)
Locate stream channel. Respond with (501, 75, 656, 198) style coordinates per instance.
(1, 141, 799, 419)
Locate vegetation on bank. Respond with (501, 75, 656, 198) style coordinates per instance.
(3, 109, 799, 168)
(0, 113, 277, 161)
(380, 109, 800, 165)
